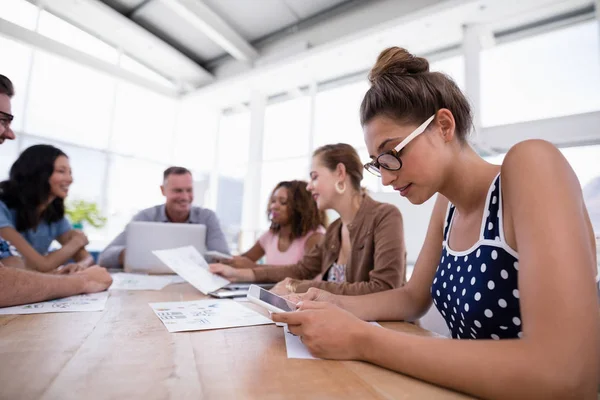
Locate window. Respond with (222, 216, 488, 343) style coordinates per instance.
(313, 81, 369, 150)
(0, 36, 33, 132)
(111, 82, 177, 162)
(172, 99, 218, 173)
(217, 112, 251, 178)
(263, 96, 311, 160)
(481, 21, 600, 127)
(104, 155, 167, 240)
(216, 111, 251, 250)
(430, 55, 465, 91)
(25, 52, 115, 149)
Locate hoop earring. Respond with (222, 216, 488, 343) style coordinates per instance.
(335, 181, 346, 194)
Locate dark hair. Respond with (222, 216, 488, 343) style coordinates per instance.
(313, 143, 363, 192)
(163, 166, 191, 181)
(267, 180, 327, 239)
(0, 145, 68, 231)
(0, 75, 14, 98)
(360, 47, 472, 142)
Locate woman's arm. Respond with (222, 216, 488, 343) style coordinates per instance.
(277, 140, 600, 399)
(303, 232, 324, 253)
(210, 241, 324, 283)
(241, 241, 265, 262)
(57, 231, 93, 268)
(296, 194, 447, 320)
(0, 227, 85, 273)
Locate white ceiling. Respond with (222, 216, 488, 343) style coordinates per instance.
(9, 0, 592, 97)
(185, 0, 594, 107)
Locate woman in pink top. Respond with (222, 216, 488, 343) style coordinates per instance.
(222, 180, 326, 268)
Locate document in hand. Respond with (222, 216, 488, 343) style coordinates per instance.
(152, 246, 230, 295)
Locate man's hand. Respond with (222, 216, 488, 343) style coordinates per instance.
(77, 266, 112, 293)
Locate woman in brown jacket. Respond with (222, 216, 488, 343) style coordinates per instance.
(210, 143, 406, 296)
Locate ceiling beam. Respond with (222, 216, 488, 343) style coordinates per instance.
(0, 17, 179, 97)
(31, 0, 213, 87)
(162, 0, 258, 62)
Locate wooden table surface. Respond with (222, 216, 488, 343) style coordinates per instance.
(0, 283, 473, 400)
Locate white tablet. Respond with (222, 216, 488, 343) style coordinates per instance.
(247, 284, 296, 313)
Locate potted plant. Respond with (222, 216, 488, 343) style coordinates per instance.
(65, 200, 107, 230)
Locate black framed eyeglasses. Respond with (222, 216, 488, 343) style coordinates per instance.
(0, 111, 14, 129)
(364, 114, 435, 177)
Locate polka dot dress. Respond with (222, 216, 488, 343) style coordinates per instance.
(430, 174, 522, 340)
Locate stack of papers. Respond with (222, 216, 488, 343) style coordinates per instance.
(149, 299, 273, 332)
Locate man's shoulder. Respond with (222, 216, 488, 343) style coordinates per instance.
(133, 205, 164, 221)
(190, 206, 218, 222)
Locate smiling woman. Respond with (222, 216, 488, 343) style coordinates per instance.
(0, 145, 93, 272)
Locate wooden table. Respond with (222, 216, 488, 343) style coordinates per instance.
(0, 283, 473, 400)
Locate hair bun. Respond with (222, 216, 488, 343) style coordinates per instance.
(368, 47, 429, 83)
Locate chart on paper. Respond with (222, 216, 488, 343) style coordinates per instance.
(0, 291, 109, 315)
(149, 299, 273, 333)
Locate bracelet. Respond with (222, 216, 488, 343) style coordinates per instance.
(285, 280, 297, 293)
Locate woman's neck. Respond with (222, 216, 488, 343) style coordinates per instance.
(438, 146, 500, 216)
(334, 190, 363, 226)
(38, 196, 55, 215)
(278, 223, 292, 239)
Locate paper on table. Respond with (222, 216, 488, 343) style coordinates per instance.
(110, 273, 175, 291)
(284, 322, 381, 360)
(149, 299, 273, 333)
(0, 291, 109, 315)
(170, 276, 186, 285)
(152, 246, 229, 295)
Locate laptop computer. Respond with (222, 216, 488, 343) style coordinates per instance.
(124, 221, 207, 274)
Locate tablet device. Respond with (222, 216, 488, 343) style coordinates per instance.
(247, 284, 296, 313)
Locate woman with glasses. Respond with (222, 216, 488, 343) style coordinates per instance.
(272, 47, 599, 399)
(0, 145, 94, 273)
(216, 180, 327, 268)
(211, 143, 407, 295)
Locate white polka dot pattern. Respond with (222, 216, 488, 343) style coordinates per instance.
(431, 174, 522, 340)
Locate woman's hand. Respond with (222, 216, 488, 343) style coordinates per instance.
(286, 287, 340, 305)
(209, 263, 255, 282)
(219, 256, 256, 269)
(270, 277, 299, 296)
(67, 230, 89, 250)
(272, 301, 373, 360)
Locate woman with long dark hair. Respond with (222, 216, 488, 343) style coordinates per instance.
(220, 180, 327, 269)
(0, 144, 93, 272)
